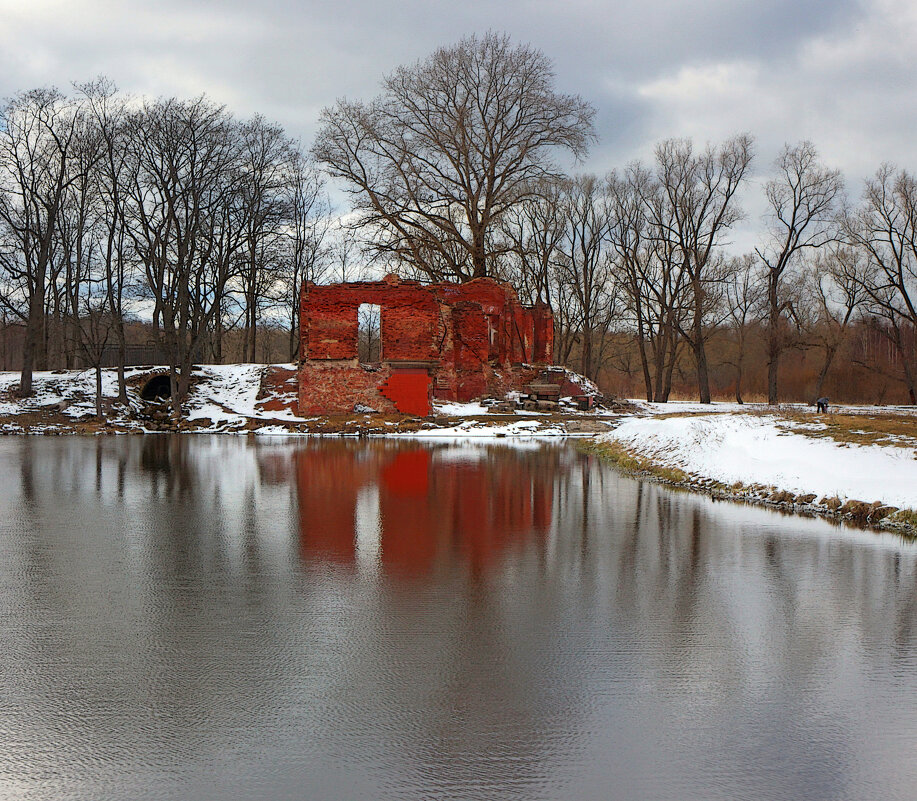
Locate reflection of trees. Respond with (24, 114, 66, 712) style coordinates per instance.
(139, 435, 195, 497)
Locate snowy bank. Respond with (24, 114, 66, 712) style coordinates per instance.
(600, 413, 917, 512)
(0, 365, 619, 437)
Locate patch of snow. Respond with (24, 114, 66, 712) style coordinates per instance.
(601, 413, 917, 510)
(397, 416, 566, 438)
(434, 400, 488, 416)
(534, 364, 601, 396)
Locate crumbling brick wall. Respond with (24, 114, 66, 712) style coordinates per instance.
(299, 275, 554, 415)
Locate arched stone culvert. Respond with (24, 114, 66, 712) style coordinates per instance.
(140, 374, 172, 401)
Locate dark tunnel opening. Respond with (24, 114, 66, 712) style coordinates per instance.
(140, 374, 172, 402)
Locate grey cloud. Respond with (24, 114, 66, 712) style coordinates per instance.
(0, 0, 908, 205)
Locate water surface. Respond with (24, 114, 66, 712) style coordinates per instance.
(1, 436, 916, 800)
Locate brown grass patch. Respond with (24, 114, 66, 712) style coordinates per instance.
(771, 410, 917, 448)
(644, 406, 917, 448)
(583, 439, 691, 484)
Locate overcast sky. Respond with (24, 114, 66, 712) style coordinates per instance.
(2, 0, 915, 214)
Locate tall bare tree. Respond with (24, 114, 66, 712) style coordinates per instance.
(756, 141, 842, 403)
(553, 175, 616, 380)
(810, 245, 866, 399)
(122, 96, 246, 415)
(655, 135, 753, 403)
(282, 154, 329, 361)
(607, 166, 655, 401)
(78, 78, 134, 403)
(844, 164, 917, 402)
(313, 32, 595, 281)
(500, 178, 567, 305)
(236, 116, 300, 362)
(724, 254, 760, 404)
(0, 89, 91, 395)
(617, 164, 693, 402)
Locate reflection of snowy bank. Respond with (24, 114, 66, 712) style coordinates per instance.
(598, 413, 917, 532)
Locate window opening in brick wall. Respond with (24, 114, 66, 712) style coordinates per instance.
(358, 303, 382, 363)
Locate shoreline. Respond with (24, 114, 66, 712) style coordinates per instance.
(585, 415, 917, 539)
(0, 410, 617, 438)
(5, 366, 917, 538)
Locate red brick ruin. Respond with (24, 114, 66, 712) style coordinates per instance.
(298, 275, 554, 416)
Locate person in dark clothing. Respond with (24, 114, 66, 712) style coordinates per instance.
(816, 397, 829, 413)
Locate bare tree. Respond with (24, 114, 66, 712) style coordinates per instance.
(553, 174, 616, 380)
(282, 154, 329, 361)
(78, 78, 134, 404)
(810, 245, 866, 399)
(74, 273, 115, 418)
(500, 178, 567, 305)
(723, 254, 760, 403)
(607, 166, 655, 400)
(313, 32, 595, 281)
(655, 135, 754, 403)
(615, 164, 693, 402)
(236, 115, 300, 362)
(756, 142, 842, 403)
(844, 164, 917, 402)
(0, 89, 91, 395)
(122, 96, 246, 416)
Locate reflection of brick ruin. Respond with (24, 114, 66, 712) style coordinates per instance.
(295, 443, 555, 575)
(298, 275, 553, 416)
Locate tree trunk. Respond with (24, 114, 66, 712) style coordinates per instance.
(116, 321, 128, 405)
(95, 364, 103, 418)
(635, 324, 652, 402)
(767, 354, 779, 406)
(663, 334, 678, 402)
(214, 312, 223, 365)
(652, 321, 671, 402)
(20, 326, 35, 396)
(19, 276, 46, 396)
(169, 364, 180, 423)
(580, 327, 593, 381)
(766, 275, 780, 405)
(814, 343, 839, 400)
(899, 345, 917, 406)
(249, 310, 257, 364)
(691, 277, 711, 403)
(694, 339, 711, 404)
(471, 226, 487, 279)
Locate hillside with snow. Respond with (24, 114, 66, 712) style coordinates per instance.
(600, 412, 917, 516)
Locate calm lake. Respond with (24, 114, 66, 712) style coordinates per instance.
(1, 436, 916, 800)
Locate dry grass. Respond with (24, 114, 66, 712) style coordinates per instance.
(891, 509, 917, 528)
(641, 405, 917, 449)
(583, 439, 692, 484)
(771, 410, 917, 449)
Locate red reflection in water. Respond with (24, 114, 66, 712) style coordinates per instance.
(380, 450, 436, 574)
(295, 443, 555, 576)
(295, 445, 370, 564)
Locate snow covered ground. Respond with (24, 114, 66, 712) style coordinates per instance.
(601, 413, 917, 510)
(0, 364, 311, 432)
(0, 365, 615, 437)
